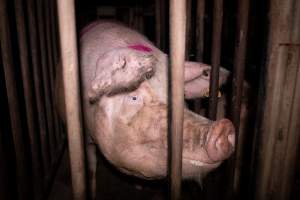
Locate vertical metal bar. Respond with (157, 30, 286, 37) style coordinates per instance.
(194, 0, 206, 114)
(43, 0, 59, 151)
(57, 0, 86, 199)
(49, 0, 62, 145)
(26, 0, 51, 176)
(231, 0, 249, 136)
(50, 0, 59, 65)
(36, 0, 56, 163)
(0, 0, 31, 199)
(209, 0, 223, 120)
(230, 0, 250, 197)
(156, 0, 167, 51)
(169, 0, 186, 199)
(185, 0, 192, 59)
(155, 0, 161, 47)
(196, 0, 205, 62)
(13, 0, 44, 198)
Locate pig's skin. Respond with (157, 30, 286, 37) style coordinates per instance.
(56, 21, 235, 199)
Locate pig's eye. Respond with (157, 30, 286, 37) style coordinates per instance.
(203, 70, 210, 77)
(126, 95, 143, 105)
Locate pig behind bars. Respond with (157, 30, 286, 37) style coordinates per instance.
(56, 21, 235, 199)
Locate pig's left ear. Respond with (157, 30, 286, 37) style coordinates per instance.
(88, 48, 157, 104)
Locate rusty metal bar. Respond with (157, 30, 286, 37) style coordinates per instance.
(230, 0, 250, 197)
(208, 0, 223, 120)
(26, 0, 51, 174)
(194, 0, 206, 114)
(36, 0, 56, 163)
(169, 0, 186, 199)
(14, 0, 44, 198)
(0, 0, 31, 198)
(57, 0, 87, 199)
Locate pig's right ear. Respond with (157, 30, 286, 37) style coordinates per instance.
(88, 48, 157, 104)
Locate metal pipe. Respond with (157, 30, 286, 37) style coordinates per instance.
(49, 0, 62, 145)
(230, 0, 249, 197)
(14, 0, 44, 198)
(26, 0, 51, 175)
(156, 0, 167, 51)
(209, 0, 223, 120)
(0, 0, 31, 198)
(57, 0, 86, 199)
(169, 0, 186, 199)
(194, 0, 206, 114)
(43, 0, 60, 150)
(36, 0, 56, 163)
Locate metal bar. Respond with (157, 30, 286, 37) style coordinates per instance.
(0, 0, 31, 198)
(169, 0, 186, 199)
(155, 0, 161, 47)
(156, 0, 167, 51)
(26, 0, 51, 175)
(49, 0, 62, 145)
(230, 0, 250, 197)
(194, 0, 206, 114)
(36, 0, 56, 163)
(185, 0, 192, 59)
(43, 0, 59, 151)
(196, 0, 205, 62)
(57, 0, 87, 199)
(208, 0, 223, 120)
(50, 0, 59, 65)
(14, 0, 44, 198)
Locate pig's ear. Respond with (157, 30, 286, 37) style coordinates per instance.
(184, 61, 211, 82)
(88, 48, 157, 104)
(184, 61, 230, 99)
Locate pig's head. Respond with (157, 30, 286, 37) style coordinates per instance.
(87, 44, 235, 181)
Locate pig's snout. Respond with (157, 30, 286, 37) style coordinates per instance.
(207, 119, 235, 162)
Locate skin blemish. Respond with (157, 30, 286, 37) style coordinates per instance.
(127, 44, 153, 52)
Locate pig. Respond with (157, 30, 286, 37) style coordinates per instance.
(56, 20, 235, 199)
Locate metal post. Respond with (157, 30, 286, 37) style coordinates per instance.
(57, 0, 86, 199)
(194, 0, 206, 114)
(230, 0, 250, 198)
(14, 0, 44, 198)
(36, 0, 56, 163)
(26, 0, 51, 174)
(169, 0, 186, 199)
(0, 0, 31, 198)
(209, 0, 223, 120)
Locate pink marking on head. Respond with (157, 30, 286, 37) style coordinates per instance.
(80, 21, 100, 38)
(127, 44, 152, 52)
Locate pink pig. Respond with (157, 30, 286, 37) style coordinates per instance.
(56, 21, 235, 199)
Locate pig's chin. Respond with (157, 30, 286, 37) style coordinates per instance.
(182, 158, 221, 179)
(115, 143, 223, 180)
